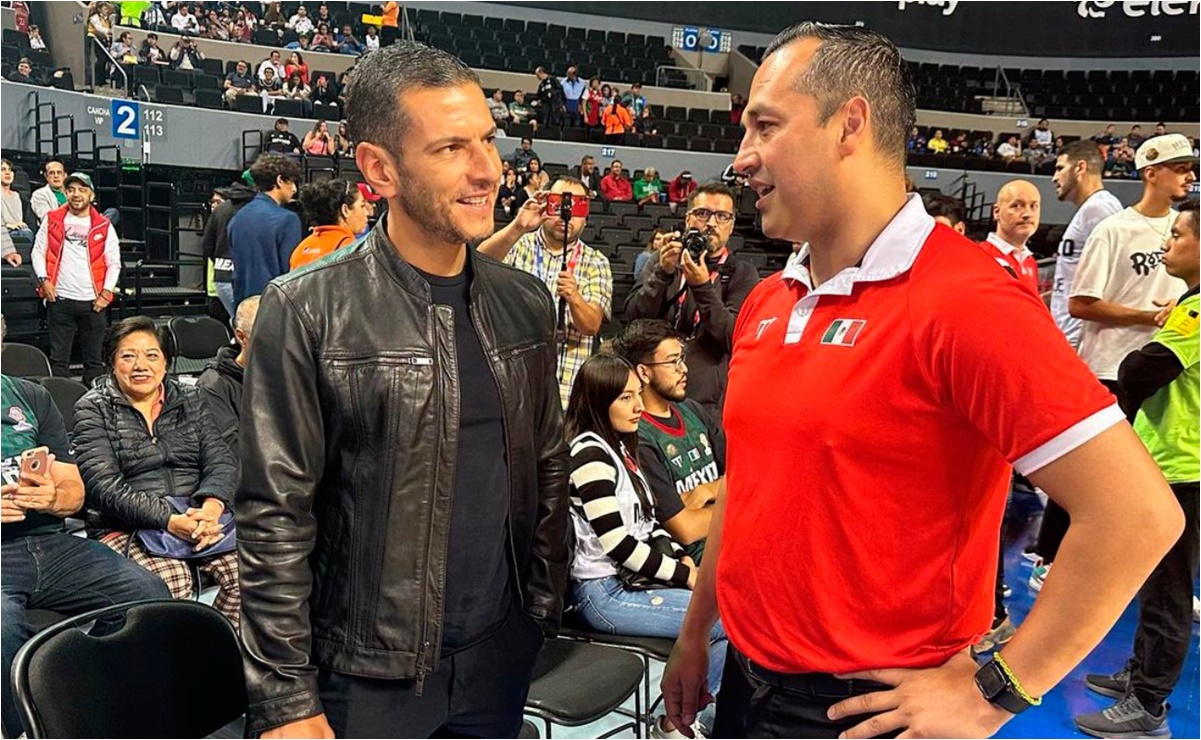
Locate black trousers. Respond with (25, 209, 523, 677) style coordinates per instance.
(318, 604, 544, 738)
(712, 645, 897, 739)
(47, 298, 106, 385)
(1035, 379, 1126, 562)
(993, 547, 1008, 623)
(1131, 481, 1199, 710)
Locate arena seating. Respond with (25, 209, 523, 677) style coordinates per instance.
(739, 43, 1199, 122)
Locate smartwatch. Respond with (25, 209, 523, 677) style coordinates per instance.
(974, 658, 1036, 715)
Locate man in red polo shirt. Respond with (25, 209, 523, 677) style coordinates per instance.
(662, 22, 1183, 739)
(981, 179, 1042, 300)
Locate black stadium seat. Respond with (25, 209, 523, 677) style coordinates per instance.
(156, 85, 185, 104)
(195, 88, 224, 109)
(272, 98, 305, 118)
(235, 94, 265, 114)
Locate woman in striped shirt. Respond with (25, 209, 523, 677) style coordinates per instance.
(565, 354, 727, 737)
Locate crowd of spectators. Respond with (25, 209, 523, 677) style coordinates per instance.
(907, 118, 1199, 180)
(90, 0, 398, 55)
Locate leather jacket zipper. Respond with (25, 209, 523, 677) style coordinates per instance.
(415, 639, 432, 696)
(416, 307, 446, 696)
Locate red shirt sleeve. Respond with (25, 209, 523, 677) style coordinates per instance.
(913, 249, 1121, 475)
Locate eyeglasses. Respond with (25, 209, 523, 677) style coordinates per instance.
(641, 355, 687, 371)
(687, 208, 735, 225)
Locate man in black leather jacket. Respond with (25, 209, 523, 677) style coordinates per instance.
(236, 43, 570, 739)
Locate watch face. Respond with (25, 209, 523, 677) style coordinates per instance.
(975, 662, 1006, 699)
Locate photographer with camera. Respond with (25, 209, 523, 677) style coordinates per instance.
(625, 183, 759, 425)
(478, 177, 613, 408)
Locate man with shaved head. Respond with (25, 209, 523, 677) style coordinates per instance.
(982, 180, 1042, 299)
(660, 21, 1183, 739)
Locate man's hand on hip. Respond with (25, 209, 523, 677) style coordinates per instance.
(828, 651, 1013, 739)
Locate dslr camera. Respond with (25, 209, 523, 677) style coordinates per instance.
(681, 228, 708, 263)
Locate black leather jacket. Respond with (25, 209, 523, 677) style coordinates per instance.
(236, 224, 570, 734)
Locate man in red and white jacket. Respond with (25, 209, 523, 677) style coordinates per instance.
(982, 179, 1043, 301)
(31, 172, 120, 385)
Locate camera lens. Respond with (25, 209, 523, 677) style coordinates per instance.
(682, 229, 707, 262)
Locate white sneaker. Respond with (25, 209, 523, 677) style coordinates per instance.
(1193, 596, 1199, 622)
(648, 715, 708, 739)
(1028, 559, 1050, 592)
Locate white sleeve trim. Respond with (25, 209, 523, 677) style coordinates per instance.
(1014, 404, 1125, 476)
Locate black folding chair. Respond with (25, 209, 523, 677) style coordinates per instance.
(524, 637, 644, 738)
(12, 600, 246, 738)
(1, 342, 51, 378)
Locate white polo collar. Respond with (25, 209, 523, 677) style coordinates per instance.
(776, 195, 935, 344)
(782, 194, 935, 295)
(986, 232, 1033, 262)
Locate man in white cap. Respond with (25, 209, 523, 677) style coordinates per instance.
(1033, 134, 1199, 592)
(1068, 133, 1196, 402)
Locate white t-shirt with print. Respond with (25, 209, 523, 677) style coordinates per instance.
(1071, 206, 1187, 380)
(1051, 190, 1124, 348)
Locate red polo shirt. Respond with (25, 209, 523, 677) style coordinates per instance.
(980, 232, 1041, 299)
(717, 195, 1120, 674)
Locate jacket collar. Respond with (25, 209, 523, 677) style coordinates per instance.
(99, 374, 184, 412)
(366, 216, 486, 303)
(782, 193, 934, 295)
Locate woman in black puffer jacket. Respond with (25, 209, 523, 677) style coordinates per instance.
(72, 316, 241, 626)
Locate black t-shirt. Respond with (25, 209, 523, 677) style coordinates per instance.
(1, 376, 76, 541)
(412, 262, 512, 652)
(265, 130, 300, 153)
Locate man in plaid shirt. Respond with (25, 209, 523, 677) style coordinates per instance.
(478, 177, 612, 406)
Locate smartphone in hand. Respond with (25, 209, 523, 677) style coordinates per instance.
(19, 446, 50, 479)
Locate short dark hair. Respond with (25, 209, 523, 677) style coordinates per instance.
(687, 181, 736, 210)
(344, 42, 480, 161)
(551, 175, 588, 193)
(1059, 139, 1104, 175)
(1178, 198, 1198, 233)
(762, 22, 916, 168)
(298, 178, 360, 227)
(42, 157, 64, 173)
(103, 316, 175, 369)
(248, 153, 302, 192)
(275, 117, 288, 126)
(922, 192, 966, 226)
(611, 319, 681, 366)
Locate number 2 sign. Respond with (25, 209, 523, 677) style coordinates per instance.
(111, 100, 140, 140)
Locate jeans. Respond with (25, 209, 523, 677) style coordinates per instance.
(46, 298, 107, 385)
(1131, 481, 1200, 710)
(572, 575, 727, 693)
(2, 533, 170, 736)
(319, 601, 544, 738)
(101, 207, 121, 230)
(215, 281, 236, 320)
(7, 227, 33, 244)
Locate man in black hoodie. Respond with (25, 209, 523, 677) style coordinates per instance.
(201, 178, 257, 319)
(198, 295, 260, 451)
